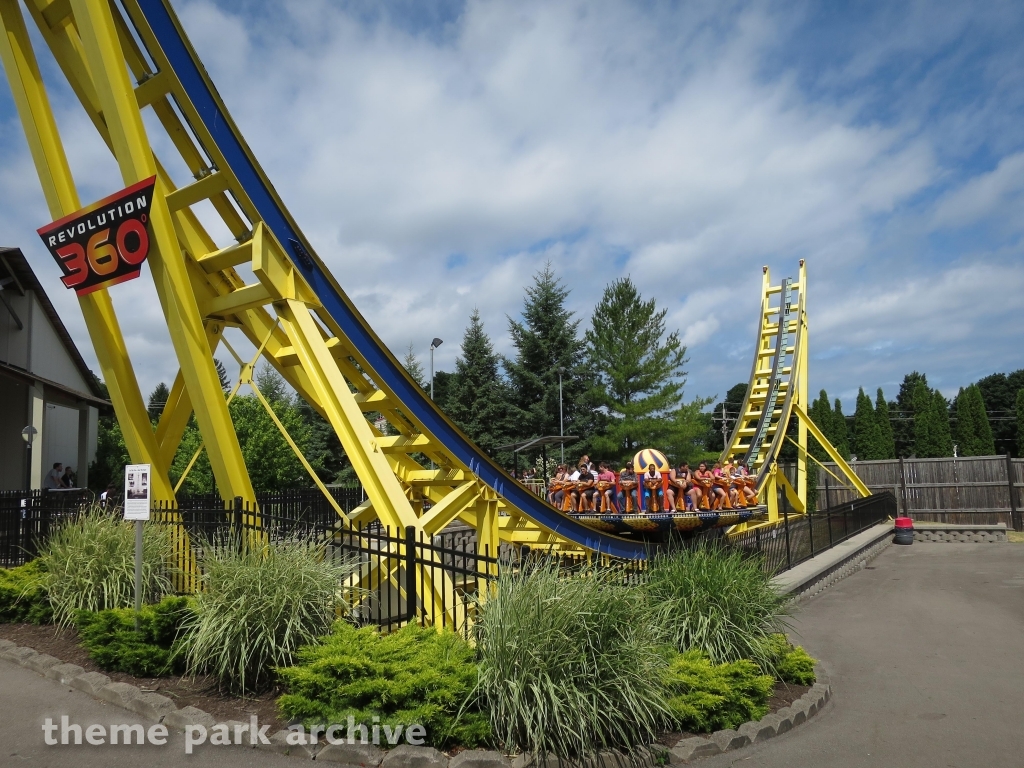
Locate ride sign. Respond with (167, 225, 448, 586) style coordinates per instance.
(36, 176, 157, 296)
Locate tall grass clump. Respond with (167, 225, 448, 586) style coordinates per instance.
(37, 507, 174, 627)
(476, 560, 671, 761)
(646, 544, 790, 672)
(181, 537, 354, 693)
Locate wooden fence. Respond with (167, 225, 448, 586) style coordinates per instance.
(808, 455, 1023, 530)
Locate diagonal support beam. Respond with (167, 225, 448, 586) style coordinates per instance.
(792, 402, 871, 498)
(419, 481, 481, 536)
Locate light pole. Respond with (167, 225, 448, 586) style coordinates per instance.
(558, 366, 565, 464)
(21, 425, 36, 491)
(429, 338, 443, 401)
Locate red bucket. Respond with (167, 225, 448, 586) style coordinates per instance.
(894, 516, 914, 544)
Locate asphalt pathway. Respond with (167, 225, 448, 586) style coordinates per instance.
(703, 542, 1024, 767)
(0, 659, 295, 767)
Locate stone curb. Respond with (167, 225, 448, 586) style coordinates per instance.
(667, 662, 831, 764)
(0, 640, 832, 766)
(913, 523, 1007, 543)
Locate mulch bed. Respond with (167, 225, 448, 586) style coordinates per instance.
(2, 621, 812, 744)
(0, 622, 285, 730)
(655, 680, 812, 746)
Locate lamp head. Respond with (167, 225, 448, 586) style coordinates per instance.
(431, 338, 443, 350)
(21, 425, 37, 445)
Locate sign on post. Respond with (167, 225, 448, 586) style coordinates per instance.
(123, 464, 151, 521)
(37, 177, 157, 296)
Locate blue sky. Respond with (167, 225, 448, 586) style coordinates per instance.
(1, 0, 1022, 409)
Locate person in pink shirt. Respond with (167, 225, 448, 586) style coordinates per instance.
(596, 461, 618, 513)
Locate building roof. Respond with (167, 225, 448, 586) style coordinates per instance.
(0, 247, 108, 402)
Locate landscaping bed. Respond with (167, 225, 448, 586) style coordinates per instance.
(0, 622, 284, 729)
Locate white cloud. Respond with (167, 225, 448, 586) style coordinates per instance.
(0, 0, 1021, 409)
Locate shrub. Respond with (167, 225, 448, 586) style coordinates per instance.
(37, 508, 174, 627)
(646, 544, 790, 672)
(0, 561, 51, 624)
(76, 597, 193, 676)
(763, 634, 817, 685)
(278, 622, 489, 748)
(664, 650, 774, 733)
(180, 537, 354, 693)
(475, 560, 671, 760)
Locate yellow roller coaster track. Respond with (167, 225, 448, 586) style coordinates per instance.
(0, 0, 868, 618)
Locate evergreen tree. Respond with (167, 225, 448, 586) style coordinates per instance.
(147, 382, 170, 422)
(505, 263, 598, 455)
(976, 369, 1024, 454)
(1017, 389, 1024, 457)
(585, 277, 703, 464)
(831, 398, 850, 459)
(852, 388, 882, 460)
(955, 384, 995, 456)
(893, 372, 928, 457)
(445, 310, 518, 455)
(808, 390, 834, 463)
(214, 358, 231, 391)
(707, 382, 749, 453)
(402, 344, 427, 390)
(431, 370, 453, 408)
(253, 362, 290, 404)
(875, 388, 896, 459)
(912, 381, 953, 458)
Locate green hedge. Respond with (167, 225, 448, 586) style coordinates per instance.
(277, 622, 489, 749)
(664, 650, 774, 733)
(0, 561, 51, 624)
(764, 635, 817, 685)
(76, 597, 192, 677)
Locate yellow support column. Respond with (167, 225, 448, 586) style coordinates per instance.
(70, 0, 253, 501)
(0, 0, 172, 499)
(796, 260, 809, 511)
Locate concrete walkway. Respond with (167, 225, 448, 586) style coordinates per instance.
(703, 542, 1024, 767)
(0, 659, 294, 766)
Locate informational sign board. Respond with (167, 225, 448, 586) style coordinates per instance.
(123, 464, 151, 521)
(37, 176, 157, 296)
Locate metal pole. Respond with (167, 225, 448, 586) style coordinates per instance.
(558, 369, 564, 465)
(134, 519, 143, 631)
(1006, 453, 1020, 532)
(405, 526, 417, 625)
(898, 456, 909, 516)
(430, 347, 434, 402)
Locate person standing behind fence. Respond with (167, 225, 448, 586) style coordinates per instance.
(43, 463, 63, 490)
(99, 483, 115, 508)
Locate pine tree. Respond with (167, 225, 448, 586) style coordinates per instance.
(585, 277, 701, 464)
(912, 381, 953, 458)
(402, 344, 427, 390)
(976, 369, 1024, 453)
(147, 382, 170, 422)
(808, 390, 833, 462)
(445, 310, 518, 455)
(214, 358, 231, 391)
(894, 372, 928, 457)
(955, 384, 995, 456)
(505, 263, 597, 455)
(875, 388, 896, 459)
(831, 398, 850, 459)
(253, 362, 290, 404)
(852, 388, 881, 460)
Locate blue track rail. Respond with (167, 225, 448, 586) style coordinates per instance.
(138, 0, 649, 558)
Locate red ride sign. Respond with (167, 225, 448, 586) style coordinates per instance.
(37, 176, 157, 296)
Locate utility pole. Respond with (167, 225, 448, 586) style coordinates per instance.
(558, 367, 565, 464)
(721, 402, 728, 446)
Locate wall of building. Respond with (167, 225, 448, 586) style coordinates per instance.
(27, 292, 91, 393)
(0, 288, 31, 369)
(0, 375, 28, 490)
(42, 402, 82, 483)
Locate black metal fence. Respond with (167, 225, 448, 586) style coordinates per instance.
(2, 487, 898, 633)
(0, 489, 94, 567)
(729, 491, 898, 574)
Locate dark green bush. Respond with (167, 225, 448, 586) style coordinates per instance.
(277, 622, 489, 749)
(0, 561, 51, 624)
(664, 650, 774, 733)
(763, 635, 817, 685)
(76, 597, 192, 676)
(646, 544, 791, 672)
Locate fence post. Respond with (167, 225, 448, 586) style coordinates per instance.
(1006, 454, 1021, 532)
(782, 509, 792, 571)
(824, 471, 831, 511)
(898, 457, 909, 516)
(405, 526, 418, 625)
(807, 507, 814, 556)
(233, 496, 243, 553)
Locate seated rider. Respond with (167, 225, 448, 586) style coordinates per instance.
(670, 461, 696, 511)
(576, 463, 597, 511)
(709, 461, 728, 507)
(739, 463, 758, 505)
(642, 463, 663, 513)
(548, 464, 569, 508)
(693, 461, 713, 508)
(597, 461, 618, 513)
(618, 464, 639, 512)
